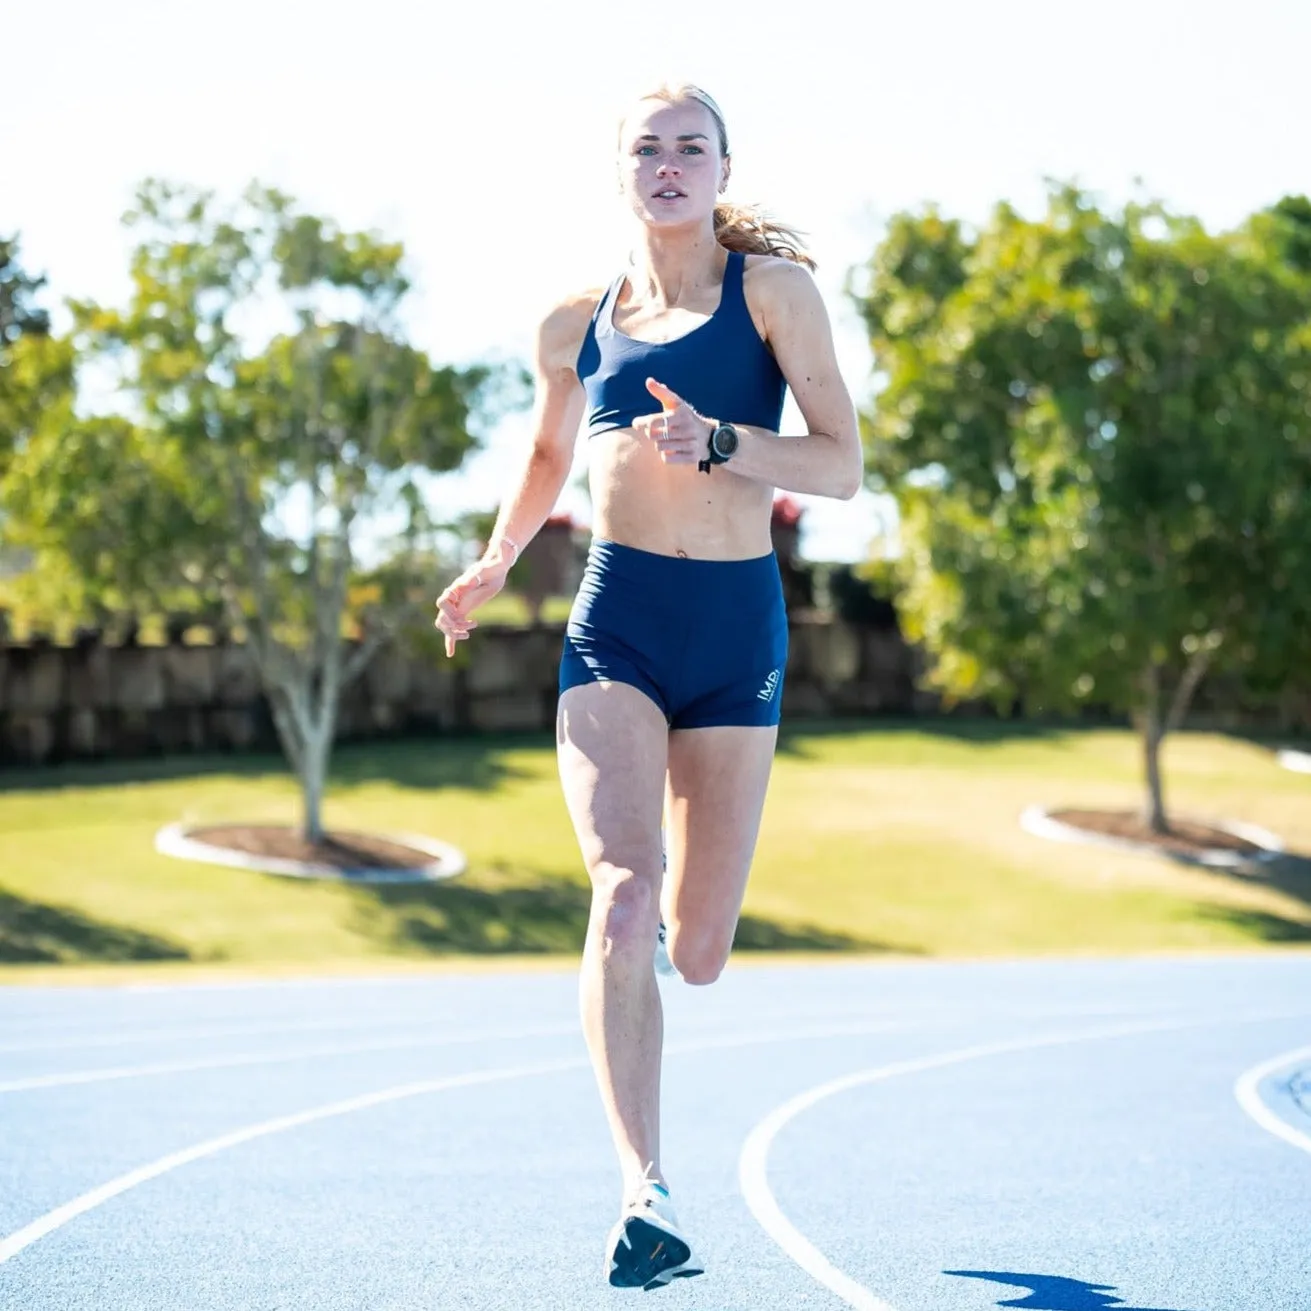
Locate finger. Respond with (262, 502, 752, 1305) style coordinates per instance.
(645, 377, 683, 411)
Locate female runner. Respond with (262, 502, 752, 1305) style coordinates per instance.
(435, 82, 860, 1291)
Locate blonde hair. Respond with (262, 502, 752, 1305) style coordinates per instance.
(622, 83, 817, 271)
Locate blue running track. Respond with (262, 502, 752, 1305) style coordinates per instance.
(1, 955, 1308, 1309)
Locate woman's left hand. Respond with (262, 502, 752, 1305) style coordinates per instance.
(633, 378, 711, 466)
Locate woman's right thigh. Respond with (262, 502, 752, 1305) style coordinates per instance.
(557, 680, 669, 900)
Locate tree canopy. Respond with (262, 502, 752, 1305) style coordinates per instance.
(853, 184, 1311, 828)
(2, 182, 521, 836)
(0, 234, 71, 481)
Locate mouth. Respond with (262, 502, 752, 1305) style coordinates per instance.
(652, 189, 686, 200)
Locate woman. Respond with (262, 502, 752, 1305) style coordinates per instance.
(434, 83, 860, 1291)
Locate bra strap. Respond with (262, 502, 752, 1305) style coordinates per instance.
(593, 271, 628, 335)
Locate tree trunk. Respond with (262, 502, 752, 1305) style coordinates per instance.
(300, 715, 332, 844)
(1142, 712, 1168, 834)
(1137, 663, 1169, 835)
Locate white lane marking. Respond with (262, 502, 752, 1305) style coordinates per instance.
(0, 1000, 1185, 1054)
(0, 1016, 910, 1095)
(0, 998, 901, 1053)
(0, 1018, 906, 1267)
(0, 1015, 439, 1055)
(0, 1022, 582, 1094)
(0, 1056, 587, 1266)
(1234, 1044, 1311, 1157)
(739, 1010, 1311, 1311)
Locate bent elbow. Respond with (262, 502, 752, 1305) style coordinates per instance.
(831, 461, 864, 501)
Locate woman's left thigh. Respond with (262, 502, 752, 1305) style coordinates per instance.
(662, 724, 778, 981)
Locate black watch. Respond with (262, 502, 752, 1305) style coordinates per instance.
(698, 422, 739, 474)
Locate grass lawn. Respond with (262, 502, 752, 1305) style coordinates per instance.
(1, 721, 1308, 981)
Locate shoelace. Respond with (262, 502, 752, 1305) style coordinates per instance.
(630, 1164, 669, 1210)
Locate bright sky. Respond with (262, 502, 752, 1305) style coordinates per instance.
(5, 0, 1309, 560)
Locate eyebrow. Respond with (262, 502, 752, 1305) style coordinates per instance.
(636, 133, 710, 142)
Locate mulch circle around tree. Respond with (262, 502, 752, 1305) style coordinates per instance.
(154, 822, 466, 884)
(1020, 806, 1283, 872)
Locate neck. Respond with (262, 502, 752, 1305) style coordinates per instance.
(629, 221, 726, 304)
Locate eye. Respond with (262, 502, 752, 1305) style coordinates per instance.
(681, 145, 705, 155)
(635, 145, 658, 156)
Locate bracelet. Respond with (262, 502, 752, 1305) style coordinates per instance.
(489, 535, 520, 563)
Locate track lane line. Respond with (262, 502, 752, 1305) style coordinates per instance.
(739, 1009, 1311, 1311)
(0, 1017, 907, 1267)
(0, 1022, 582, 1093)
(1234, 1043, 1311, 1158)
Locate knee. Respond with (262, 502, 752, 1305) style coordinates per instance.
(589, 863, 659, 955)
(667, 925, 733, 987)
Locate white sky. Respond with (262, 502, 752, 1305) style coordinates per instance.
(5, 0, 1309, 560)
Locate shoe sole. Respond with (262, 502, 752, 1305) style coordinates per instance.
(608, 1216, 703, 1291)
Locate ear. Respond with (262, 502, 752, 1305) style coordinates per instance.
(720, 155, 731, 194)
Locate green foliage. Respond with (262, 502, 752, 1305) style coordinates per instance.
(853, 185, 1311, 821)
(0, 183, 527, 835)
(0, 234, 72, 477)
(5, 182, 511, 620)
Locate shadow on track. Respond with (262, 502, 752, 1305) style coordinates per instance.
(944, 1270, 1202, 1310)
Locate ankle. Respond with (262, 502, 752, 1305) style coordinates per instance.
(626, 1165, 669, 1200)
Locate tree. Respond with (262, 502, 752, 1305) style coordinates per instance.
(4, 182, 518, 838)
(852, 185, 1311, 831)
(0, 233, 72, 495)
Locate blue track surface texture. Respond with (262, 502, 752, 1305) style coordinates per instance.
(1, 955, 1308, 1309)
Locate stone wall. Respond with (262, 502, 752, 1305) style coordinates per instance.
(0, 619, 920, 768)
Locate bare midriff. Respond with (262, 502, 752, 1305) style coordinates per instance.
(587, 427, 775, 561)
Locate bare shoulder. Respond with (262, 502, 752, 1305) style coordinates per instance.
(536, 287, 605, 374)
(742, 253, 822, 306)
(742, 255, 829, 347)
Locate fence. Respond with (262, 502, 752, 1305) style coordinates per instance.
(0, 618, 922, 768)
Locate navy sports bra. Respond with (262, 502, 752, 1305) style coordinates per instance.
(575, 250, 787, 437)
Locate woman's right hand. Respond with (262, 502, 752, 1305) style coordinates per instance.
(434, 554, 512, 658)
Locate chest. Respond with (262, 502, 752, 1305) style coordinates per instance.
(611, 293, 719, 345)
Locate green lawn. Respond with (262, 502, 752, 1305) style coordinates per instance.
(2, 722, 1309, 981)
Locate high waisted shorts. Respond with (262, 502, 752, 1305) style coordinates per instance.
(559, 539, 789, 729)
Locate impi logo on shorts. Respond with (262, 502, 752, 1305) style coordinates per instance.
(756, 668, 781, 703)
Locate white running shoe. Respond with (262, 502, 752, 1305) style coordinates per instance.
(654, 921, 678, 978)
(605, 1181, 703, 1291)
(654, 827, 680, 979)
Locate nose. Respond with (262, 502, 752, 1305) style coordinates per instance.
(655, 157, 681, 176)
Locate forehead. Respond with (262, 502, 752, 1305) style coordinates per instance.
(620, 97, 718, 146)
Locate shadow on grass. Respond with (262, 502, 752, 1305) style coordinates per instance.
(774, 715, 1080, 760)
(0, 890, 191, 963)
(1181, 850, 1311, 944)
(0, 733, 543, 796)
(353, 871, 905, 957)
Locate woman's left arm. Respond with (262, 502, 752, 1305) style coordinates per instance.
(726, 259, 863, 500)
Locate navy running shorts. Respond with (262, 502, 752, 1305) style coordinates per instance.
(559, 539, 789, 729)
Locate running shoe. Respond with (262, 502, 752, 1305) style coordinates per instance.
(654, 920, 678, 978)
(605, 1181, 703, 1291)
(654, 829, 679, 978)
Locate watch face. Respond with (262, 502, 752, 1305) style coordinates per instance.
(712, 424, 739, 458)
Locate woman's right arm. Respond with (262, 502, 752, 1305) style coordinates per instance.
(434, 293, 595, 657)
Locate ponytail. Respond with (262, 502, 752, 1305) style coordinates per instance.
(714, 202, 817, 270)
